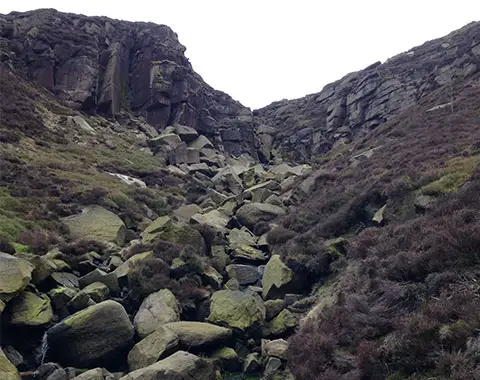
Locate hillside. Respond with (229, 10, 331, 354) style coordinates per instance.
(1, 8, 480, 380)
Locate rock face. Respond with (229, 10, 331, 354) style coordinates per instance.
(0, 8, 258, 157)
(0, 252, 34, 302)
(46, 300, 134, 367)
(255, 22, 480, 162)
(134, 289, 180, 338)
(120, 351, 216, 380)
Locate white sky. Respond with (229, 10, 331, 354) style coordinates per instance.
(1, 1, 479, 109)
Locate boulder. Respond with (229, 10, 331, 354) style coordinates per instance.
(0, 252, 34, 301)
(128, 326, 179, 371)
(175, 125, 198, 142)
(186, 148, 200, 164)
(134, 289, 180, 338)
(212, 166, 244, 195)
(0, 349, 20, 380)
(62, 206, 127, 246)
(190, 210, 230, 233)
(262, 255, 293, 299)
(51, 272, 79, 289)
(7, 291, 53, 326)
(80, 282, 110, 303)
(187, 163, 216, 177)
(203, 266, 223, 289)
(154, 223, 206, 256)
(236, 203, 286, 230)
(115, 251, 153, 280)
(163, 321, 232, 347)
(189, 135, 214, 150)
(213, 347, 240, 371)
(226, 264, 261, 286)
(227, 228, 257, 249)
(79, 269, 119, 294)
(168, 142, 188, 165)
(47, 300, 134, 367)
(265, 299, 285, 320)
(267, 309, 298, 336)
(173, 204, 202, 221)
(262, 339, 288, 360)
(72, 368, 109, 380)
(67, 291, 95, 312)
(16, 253, 65, 285)
(230, 245, 267, 262)
(148, 133, 182, 149)
(208, 290, 265, 332)
(264, 357, 283, 376)
(243, 352, 261, 373)
(120, 351, 216, 380)
(140, 216, 171, 243)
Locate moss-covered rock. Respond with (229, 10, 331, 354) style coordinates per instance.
(262, 255, 293, 300)
(115, 251, 153, 280)
(63, 206, 127, 246)
(265, 299, 285, 321)
(209, 290, 266, 332)
(128, 326, 179, 371)
(236, 202, 286, 230)
(121, 351, 216, 380)
(134, 289, 180, 338)
(163, 321, 232, 347)
(140, 216, 172, 243)
(48, 287, 77, 311)
(267, 309, 298, 336)
(47, 300, 134, 367)
(0, 349, 20, 380)
(243, 352, 262, 373)
(81, 282, 110, 303)
(7, 291, 53, 326)
(16, 253, 67, 285)
(213, 346, 240, 371)
(0, 252, 34, 302)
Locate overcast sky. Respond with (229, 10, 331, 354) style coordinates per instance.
(1, 1, 479, 109)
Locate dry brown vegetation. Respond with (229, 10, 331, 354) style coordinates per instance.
(283, 76, 480, 379)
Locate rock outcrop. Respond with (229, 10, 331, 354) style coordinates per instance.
(0, 8, 258, 157)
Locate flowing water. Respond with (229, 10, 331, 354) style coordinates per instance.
(36, 332, 49, 365)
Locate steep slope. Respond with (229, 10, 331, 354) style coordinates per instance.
(255, 21, 480, 163)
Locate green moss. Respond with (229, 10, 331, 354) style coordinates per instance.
(11, 243, 30, 253)
(421, 155, 480, 195)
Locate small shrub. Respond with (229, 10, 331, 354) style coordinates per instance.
(127, 258, 171, 306)
(60, 239, 107, 256)
(266, 226, 297, 245)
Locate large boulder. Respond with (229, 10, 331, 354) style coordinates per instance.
(175, 125, 198, 142)
(236, 203, 285, 230)
(134, 289, 180, 338)
(262, 339, 289, 360)
(140, 216, 172, 243)
(0, 348, 20, 380)
(208, 290, 265, 332)
(46, 300, 134, 367)
(6, 291, 53, 326)
(62, 206, 127, 246)
(120, 351, 216, 380)
(128, 326, 179, 371)
(262, 255, 293, 299)
(0, 252, 34, 301)
(79, 269, 119, 294)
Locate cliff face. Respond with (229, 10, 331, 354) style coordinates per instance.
(254, 22, 480, 162)
(0, 8, 256, 156)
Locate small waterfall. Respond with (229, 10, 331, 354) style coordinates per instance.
(36, 332, 49, 365)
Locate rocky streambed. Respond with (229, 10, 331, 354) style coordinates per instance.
(0, 124, 321, 380)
